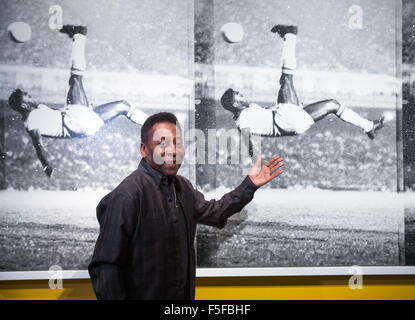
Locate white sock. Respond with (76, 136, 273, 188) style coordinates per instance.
(281, 33, 297, 74)
(337, 106, 374, 132)
(127, 107, 148, 125)
(71, 34, 86, 75)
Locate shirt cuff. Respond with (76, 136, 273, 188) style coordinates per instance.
(241, 176, 259, 193)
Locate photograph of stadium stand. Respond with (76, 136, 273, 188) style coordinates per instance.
(195, 0, 408, 268)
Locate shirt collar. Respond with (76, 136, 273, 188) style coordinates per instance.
(139, 158, 181, 191)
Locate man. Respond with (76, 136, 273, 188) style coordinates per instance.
(88, 112, 284, 299)
(220, 24, 384, 141)
(6, 25, 148, 177)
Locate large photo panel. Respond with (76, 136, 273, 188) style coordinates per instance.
(195, 0, 405, 268)
(0, 0, 194, 272)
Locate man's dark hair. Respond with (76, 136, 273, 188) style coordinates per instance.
(141, 112, 181, 144)
(8, 89, 24, 111)
(220, 88, 238, 114)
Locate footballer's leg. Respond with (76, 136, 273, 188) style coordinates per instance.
(278, 73, 299, 105)
(271, 25, 300, 105)
(60, 25, 89, 107)
(67, 74, 89, 106)
(303, 99, 343, 122)
(93, 100, 148, 125)
(60, 24, 147, 126)
(303, 99, 384, 139)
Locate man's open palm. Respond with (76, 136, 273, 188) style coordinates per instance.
(248, 155, 284, 187)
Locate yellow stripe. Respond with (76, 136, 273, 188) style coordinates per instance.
(1, 276, 415, 300)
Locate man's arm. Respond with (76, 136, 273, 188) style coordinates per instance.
(27, 129, 53, 177)
(192, 156, 284, 228)
(88, 191, 137, 300)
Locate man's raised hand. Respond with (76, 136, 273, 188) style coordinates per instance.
(248, 155, 284, 188)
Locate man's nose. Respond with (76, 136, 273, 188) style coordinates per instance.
(165, 142, 176, 155)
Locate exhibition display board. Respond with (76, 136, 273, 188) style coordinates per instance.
(1, 0, 414, 281)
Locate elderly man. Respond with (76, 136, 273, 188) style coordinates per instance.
(88, 112, 284, 299)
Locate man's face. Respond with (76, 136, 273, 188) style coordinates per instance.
(140, 122, 185, 177)
(20, 91, 35, 111)
(233, 91, 250, 111)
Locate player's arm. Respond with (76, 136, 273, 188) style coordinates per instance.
(27, 129, 53, 177)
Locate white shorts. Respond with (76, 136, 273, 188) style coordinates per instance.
(273, 103, 314, 134)
(63, 104, 104, 136)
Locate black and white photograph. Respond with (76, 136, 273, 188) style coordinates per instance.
(0, 0, 414, 278)
(0, 0, 194, 272)
(195, 0, 408, 268)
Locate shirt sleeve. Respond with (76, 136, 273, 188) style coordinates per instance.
(88, 190, 138, 300)
(192, 176, 259, 229)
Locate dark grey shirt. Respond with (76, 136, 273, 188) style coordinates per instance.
(88, 157, 259, 300)
(160, 175, 189, 295)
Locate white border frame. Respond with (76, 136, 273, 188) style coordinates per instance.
(1, 266, 415, 281)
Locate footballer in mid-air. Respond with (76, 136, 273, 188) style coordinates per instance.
(6, 25, 148, 177)
(221, 24, 385, 146)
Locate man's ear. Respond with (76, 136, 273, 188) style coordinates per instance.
(140, 143, 147, 158)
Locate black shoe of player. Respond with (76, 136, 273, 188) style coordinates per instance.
(366, 117, 384, 140)
(59, 25, 87, 38)
(271, 24, 298, 37)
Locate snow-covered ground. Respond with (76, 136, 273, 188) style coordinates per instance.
(205, 187, 404, 232)
(0, 188, 405, 232)
(0, 188, 410, 270)
(0, 189, 108, 229)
